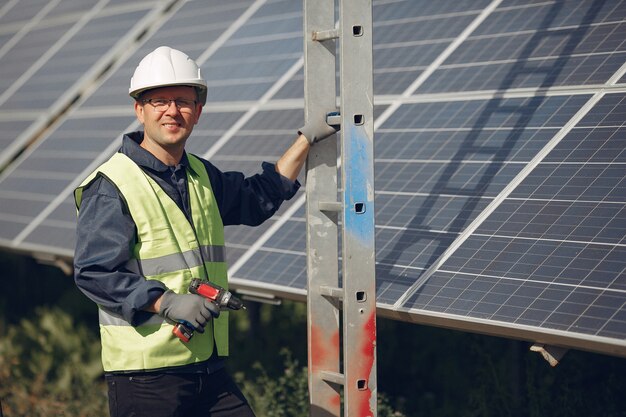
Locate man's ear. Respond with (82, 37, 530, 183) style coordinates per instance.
(134, 100, 145, 124)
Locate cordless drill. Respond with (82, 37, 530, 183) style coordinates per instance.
(172, 278, 245, 343)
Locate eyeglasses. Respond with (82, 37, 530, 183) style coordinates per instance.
(141, 98, 197, 113)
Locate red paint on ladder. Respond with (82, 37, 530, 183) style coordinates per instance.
(356, 310, 376, 417)
(310, 325, 340, 371)
(309, 324, 341, 410)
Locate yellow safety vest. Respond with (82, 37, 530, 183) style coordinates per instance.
(75, 152, 229, 372)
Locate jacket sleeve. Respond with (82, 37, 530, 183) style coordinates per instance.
(73, 176, 167, 326)
(204, 160, 300, 226)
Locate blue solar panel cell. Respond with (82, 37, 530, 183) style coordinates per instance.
(578, 94, 626, 127)
(0, 0, 48, 24)
(443, 236, 624, 290)
(36, 117, 136, 152)
(511, 164, 626, 202)
(259, 219, 307, 254)
(0, 194, 50, 221)
(0, 24, 70, 93)
(445, 25, 626, 66)
(206, 82, 276, 102)
(226, 219, 276, 248)
(374, 0, 490, 21)
(196, 111, 247, 133)
(47, 198, 77, 224)
(184, 134, 223, 156)
(249, 0, 300, 19)
(374, 41, 447, 71)
(380, 95, 590, 130)
(375, 129, 559, 162)
(170, 2, 249, 28)
(376, 14, 477, 45)
(78, 70, 131, 108)
(479, 200, 626, 245)
(603, 308, 626, 338)
(240, 108, 303, 131)
(375, 194, 490, 232)
(216, 134, 295, 161)
(235, 249, 306, 289)
(544, 127, 626, 163)
(423, 53, 626, 93)
(230, 14, 300, 40)
(23, 222, 76, 253)
(0, 171, 73, 198)
(273, 75, 304, 99)
(46, 0, 100, 18)
(474, 1, 625, 36)
(0, 120, 35, 155)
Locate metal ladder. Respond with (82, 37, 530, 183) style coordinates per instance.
(303, 0, 376, 416)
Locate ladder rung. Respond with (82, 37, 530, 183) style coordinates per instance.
(326, 112, 341, 126)
(320, 371, 345, 385)
(312, 28, 339, 41)
(318, 201, 342, 212)
(320, 285, 343, 299)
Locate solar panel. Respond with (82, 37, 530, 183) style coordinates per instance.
(0, 0, 167, 168)
(411, 93, 626, 340)
(0, 0, 624, 357)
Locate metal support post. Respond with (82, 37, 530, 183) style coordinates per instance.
(304, 0, 376, 416)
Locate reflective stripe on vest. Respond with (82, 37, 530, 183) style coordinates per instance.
(99, 308, 164, 326)
(75, 152, 229, 372)
(124, 245, 226, 276)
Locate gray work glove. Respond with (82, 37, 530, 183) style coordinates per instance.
(298, 111, 340, 145)
(158, 290, 220, 332)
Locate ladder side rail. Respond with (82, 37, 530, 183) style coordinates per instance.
(304, 0, 341, 416)
(339, 0, 377, 415)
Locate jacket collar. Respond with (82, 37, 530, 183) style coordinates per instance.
(121, 131, 195, 174)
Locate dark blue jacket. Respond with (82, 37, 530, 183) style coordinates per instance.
(74, 131, 299, 326)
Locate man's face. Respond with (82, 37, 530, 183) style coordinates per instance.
(134, 86, 202, 152)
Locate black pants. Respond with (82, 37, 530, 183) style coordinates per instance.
(106, 368, 256, 417)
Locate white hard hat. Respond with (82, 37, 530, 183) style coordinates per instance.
(129, 46, 207, 105)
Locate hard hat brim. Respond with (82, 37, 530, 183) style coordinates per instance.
(129, 81, 207, 105)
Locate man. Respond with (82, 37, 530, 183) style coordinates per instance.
(73, 46, 337, 417)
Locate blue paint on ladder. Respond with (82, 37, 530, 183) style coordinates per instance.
(343, 124, 375, 246)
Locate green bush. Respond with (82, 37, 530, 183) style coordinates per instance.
(237, 348, 310, 417)
(0, 307, 106, 417)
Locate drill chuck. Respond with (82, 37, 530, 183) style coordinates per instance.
(220, 291, 244, 310)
